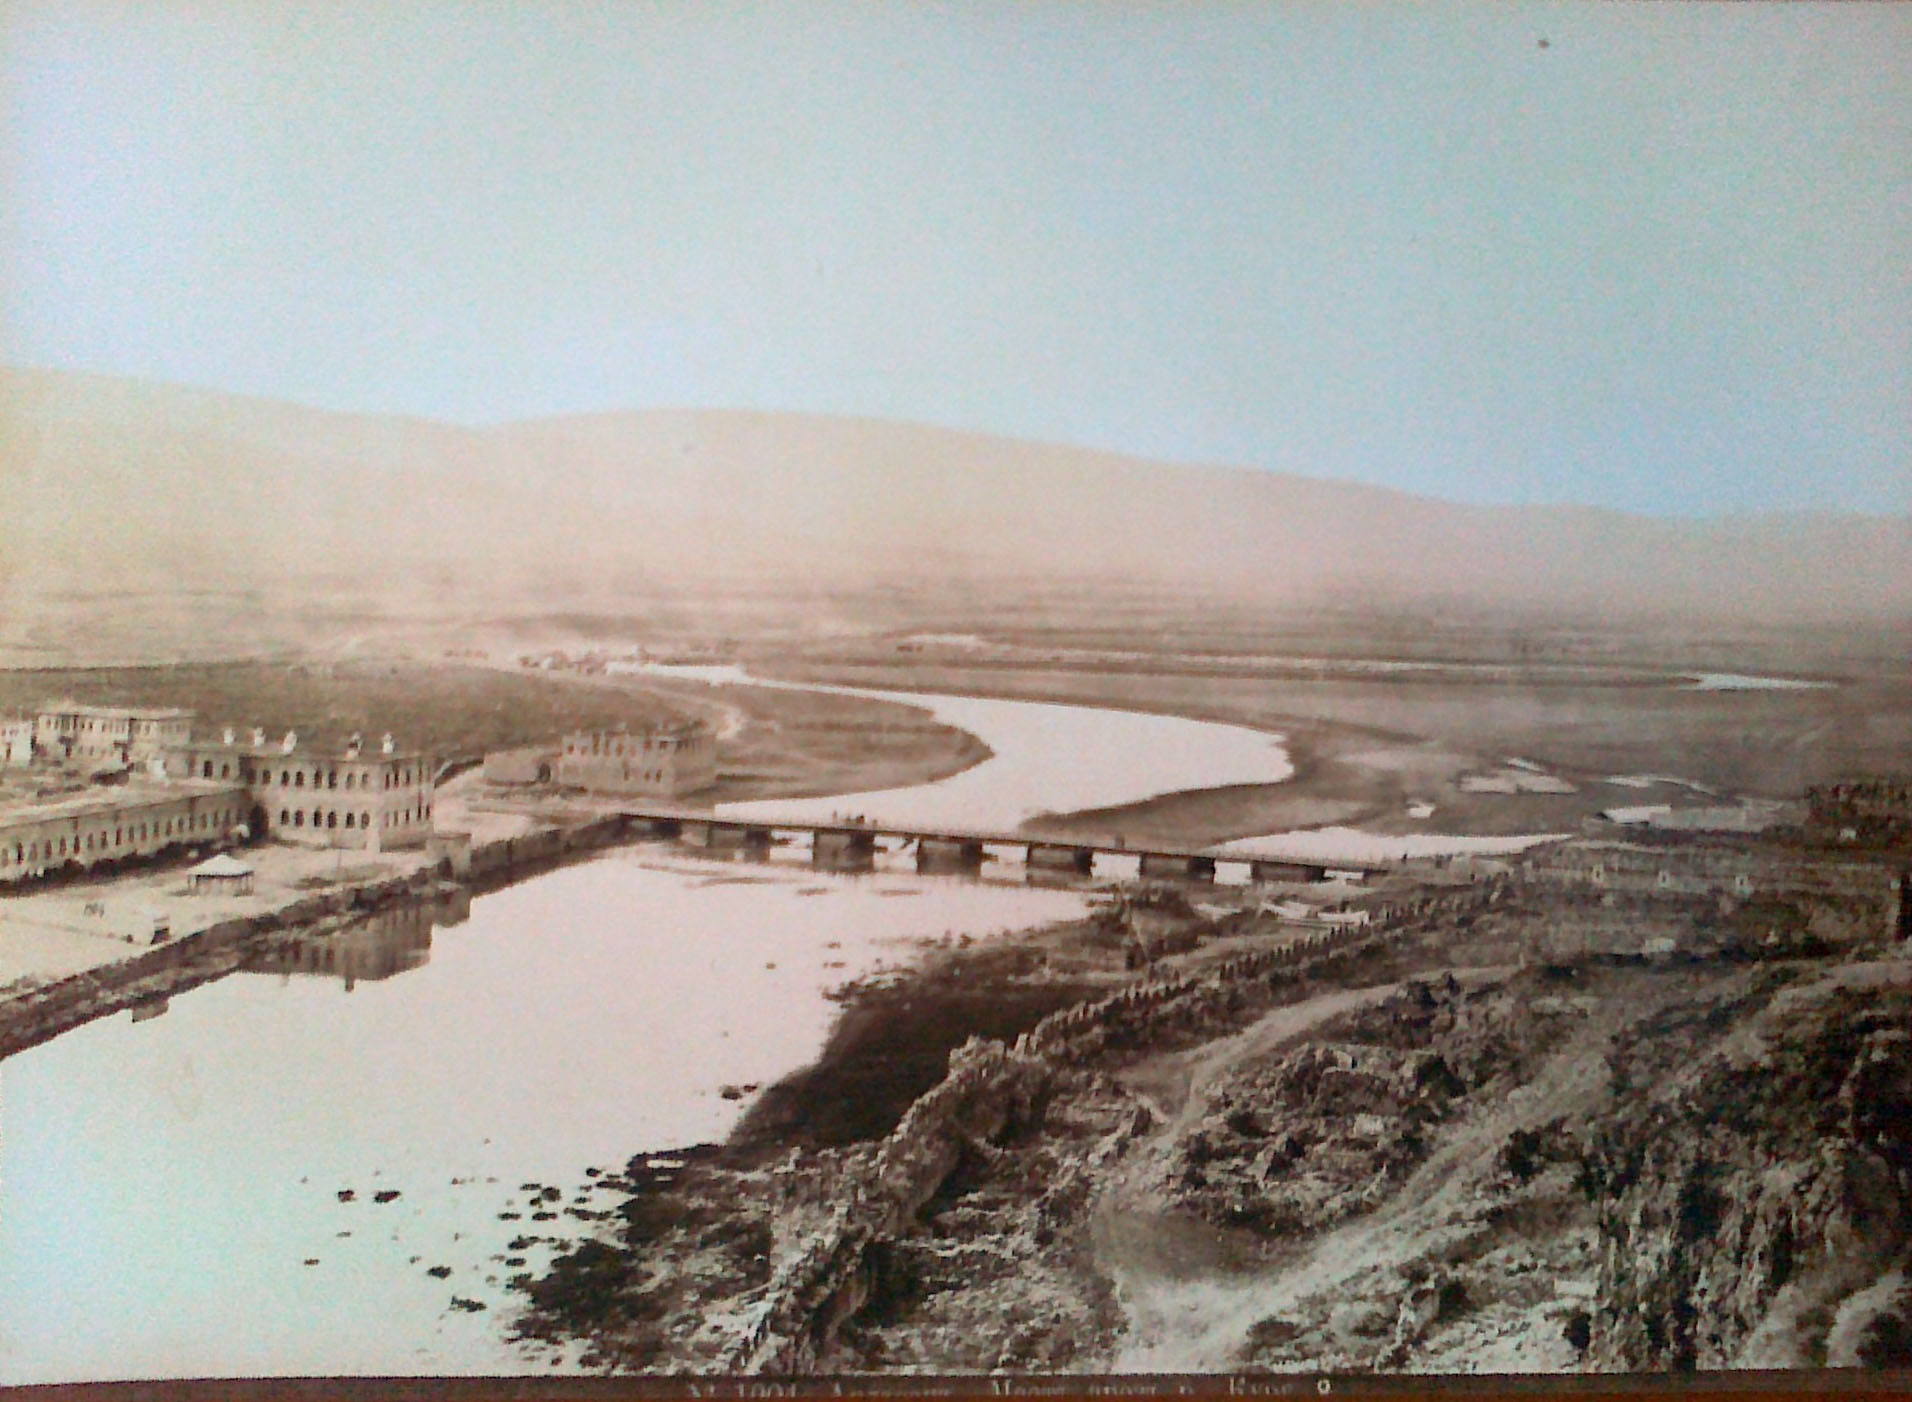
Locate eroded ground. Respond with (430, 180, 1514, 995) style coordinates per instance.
(506, 869, 1912, 1376)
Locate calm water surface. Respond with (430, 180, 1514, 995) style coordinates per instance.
(0, 852, 1086, 1381)
(626, 662, 1295, 830)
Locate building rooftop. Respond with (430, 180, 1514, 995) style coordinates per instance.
(178, 739, 431, 763)
(563, 720, 711, 739)
(188, 853, 254, 878)
(40, 700, 195, 721)
(0, 780, 247, 827)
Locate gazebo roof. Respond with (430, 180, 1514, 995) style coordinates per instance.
(188, 853, 254, 879)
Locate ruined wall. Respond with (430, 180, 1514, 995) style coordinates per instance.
(1519, 841, 1904, 951)
(725, 879, 1514, 1372)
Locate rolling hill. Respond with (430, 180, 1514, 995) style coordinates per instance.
(4, 367, 1907, 634)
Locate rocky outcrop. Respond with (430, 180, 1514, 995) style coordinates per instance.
(1579, 977, 1912, 1369)
(1164, 974, 1565, 1239)
(729, 1037, 1056, 1372)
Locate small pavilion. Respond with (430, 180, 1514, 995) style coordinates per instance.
(186, 853, 255, 896)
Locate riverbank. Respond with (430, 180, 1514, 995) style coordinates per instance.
(508, 861, 1912, 1376)
(758, 656, 1908, 814)
(506, 881, 1455, 1370)
(0, 813, 637, 1062)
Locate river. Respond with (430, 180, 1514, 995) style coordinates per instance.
(0, 672, 1521, 1381)
(619, 662, 1297, 831)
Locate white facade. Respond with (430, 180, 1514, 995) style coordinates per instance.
(165, 738, 437, 851)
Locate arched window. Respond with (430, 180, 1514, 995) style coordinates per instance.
(281, 771, 290, 786)
(360, 810, 370, 828)
(327, 811, 337, 829)
(345, 813, 355, 828)
(202, 760, 214, 779)
(328, 771, 337, 789)
(295, 771, 304, 787)
(221, 763, 231, 779)
(294, 810, 304, 827)
(280, 809, 289, 825)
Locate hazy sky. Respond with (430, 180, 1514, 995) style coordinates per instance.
(4, 1, 1909, 515)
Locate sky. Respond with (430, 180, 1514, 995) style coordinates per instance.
(2, 1, 1909, 516)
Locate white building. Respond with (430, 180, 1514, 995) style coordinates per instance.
(164, 731, 437, 851)
(0, 716, 32, 766)
(34, 701, 194, 767)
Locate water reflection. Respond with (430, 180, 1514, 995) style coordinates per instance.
(0, 855, 1088, 1383)
(245, 889, 471, 991)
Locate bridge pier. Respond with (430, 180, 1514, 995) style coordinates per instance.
(1139, 853, 1216, 882)
(627, 816, 682, 841)
(916, 837, 985, 875)
(1249, 859, 1330, 884)
(682, 821, 771, 852)
(1027, 844, 1094, 876)
(813, 828, 878, 872)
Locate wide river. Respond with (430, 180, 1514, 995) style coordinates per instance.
(0, 674, 1507, 1382)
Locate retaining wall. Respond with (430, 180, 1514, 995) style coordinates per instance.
(0, 815, 638, 1061)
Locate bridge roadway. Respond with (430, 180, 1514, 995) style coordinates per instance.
(612, 804, 1383, 883)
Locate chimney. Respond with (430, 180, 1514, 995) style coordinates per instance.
(381, 733, 395, 756)
(280, 730, 298, 754)
(222, 726, 236, 746)
(251, 727, 267, 749)
(345, 735, 362, 760)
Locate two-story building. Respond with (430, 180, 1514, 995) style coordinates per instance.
(553, 721, 716, 799)
(34, 702, 194, 767)
(164, 731, 437, 851)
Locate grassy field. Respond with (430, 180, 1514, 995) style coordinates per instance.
(0, 660, 698, 758)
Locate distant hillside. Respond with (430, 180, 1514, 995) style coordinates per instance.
(4, 367, 1907, 628)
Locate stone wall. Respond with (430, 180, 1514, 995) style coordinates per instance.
(725, 878, 1513, 1372)
(0, 814, 635, 1060)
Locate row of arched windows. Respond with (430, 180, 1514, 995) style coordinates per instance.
(244, 764, 421, 790)
(274, 802, 433, 833)
(1, 806, 238, 873)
